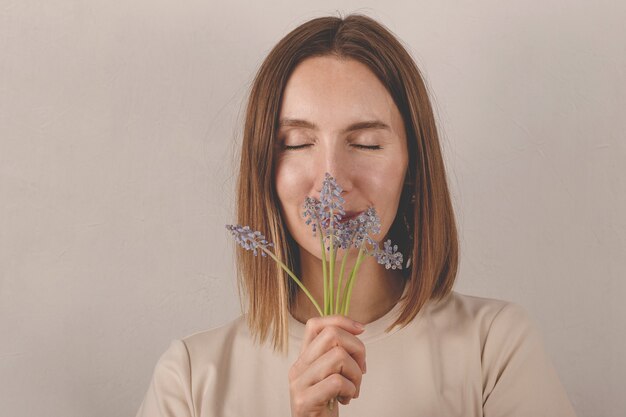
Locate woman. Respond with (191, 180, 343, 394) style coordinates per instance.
(136, 14, 577, 417)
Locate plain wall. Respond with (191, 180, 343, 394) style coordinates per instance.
(1, 1, 624, 416)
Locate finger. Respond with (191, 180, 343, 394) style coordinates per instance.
(299, 325, 367, 375)
(301, 346, 363, 397)
(301, 314, 365, 352)
(294, 345, 363, 399)
(306, 373, 357, 408)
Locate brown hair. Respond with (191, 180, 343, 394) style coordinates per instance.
(234, 12, 459, 354)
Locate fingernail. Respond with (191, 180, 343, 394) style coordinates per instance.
(353, 321, 364, 330)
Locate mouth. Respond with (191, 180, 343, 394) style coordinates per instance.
(339, 210, 364, 222)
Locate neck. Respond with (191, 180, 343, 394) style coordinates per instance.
(289, 247, 406, 325)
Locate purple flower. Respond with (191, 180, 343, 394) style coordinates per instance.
(354, 207, 381, 249)
(373, 239, 403, 270)
(300, 173, 402, 268)
(225, 224, 274, 257)
(302, 173, 346, 251)
(319, 173, 345, 231)
(224, 171, 404, 323)
(302, 196, 322, 235)
(336, 219, 357, 250)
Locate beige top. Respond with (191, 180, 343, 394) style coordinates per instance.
(135, 291, 577, 416)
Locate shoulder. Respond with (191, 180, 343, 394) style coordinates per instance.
(440, 294, 580, 415)
(151, 314, 249, 370)
(136, 316, 253, 417)
(428, 290, 530, 331)
(421, 290, 540, 356)
(448, 291, 537, 343)
(178, 314, 251, 361)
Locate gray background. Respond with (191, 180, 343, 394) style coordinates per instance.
(1, 1, 624, 416)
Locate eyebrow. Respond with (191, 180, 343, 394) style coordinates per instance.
(278, 118, 391, 133)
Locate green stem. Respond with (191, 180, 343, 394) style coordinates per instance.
(335, 248, 350, 314)
(335, 229, 358, 315)
(341, 245, 366, 315)
(318, 224, 329, 316)
(327, 207, 337, 316)
(260, 247, 323, 317)
(329, 219, 335, 315)
(339, 245, 361, 314)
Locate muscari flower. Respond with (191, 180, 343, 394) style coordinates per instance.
(303, 187, 402, 270)
(225, 224, 274, 257)
(226, 172, 404, 297)
(374, 239, 404, 270)
(302, 196, 322, 235)
(318, 172, 345, 232)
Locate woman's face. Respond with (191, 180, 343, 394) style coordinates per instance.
(274, 55, 409, 261)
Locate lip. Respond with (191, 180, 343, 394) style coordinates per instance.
(339, 210, 364, 222)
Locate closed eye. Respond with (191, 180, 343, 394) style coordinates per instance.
(281, 144, 382, 151)
(282, 144, 312, 150)
(353, 144, 382, 150)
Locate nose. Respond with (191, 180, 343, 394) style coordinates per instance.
(313, 146, 352, 197)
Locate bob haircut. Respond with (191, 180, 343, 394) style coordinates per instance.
(235, 13, 459, 354)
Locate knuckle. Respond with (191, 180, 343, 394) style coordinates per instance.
(292, 394, 305, 413)
(326, 346, 343, 367)
(358, 340, 367, 360)
(305, 316, 321, 330)
(355, 374, 363, 389)
(321, 326, 341, 345)
(358, 338, 366, 352)
(329, 373, 344, 390)
(331, 345, 346, 361)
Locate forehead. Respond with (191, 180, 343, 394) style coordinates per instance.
(279, 56, 403, 133)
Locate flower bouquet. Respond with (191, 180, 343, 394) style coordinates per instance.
(225, 172, 403, 409)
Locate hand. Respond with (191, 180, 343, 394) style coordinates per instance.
(288, 315, 367, 417)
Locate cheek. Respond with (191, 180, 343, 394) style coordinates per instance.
(359, 157, 407, 234)
(274, 160, 315, 246)
(274, 158, 310, 209)
(362, 159, 407, 196)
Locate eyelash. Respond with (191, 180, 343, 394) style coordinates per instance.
(282, 144, 382, 151)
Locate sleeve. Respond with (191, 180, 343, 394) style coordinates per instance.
(135, 339, 195, 417)
(481, 302, 577, 417)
